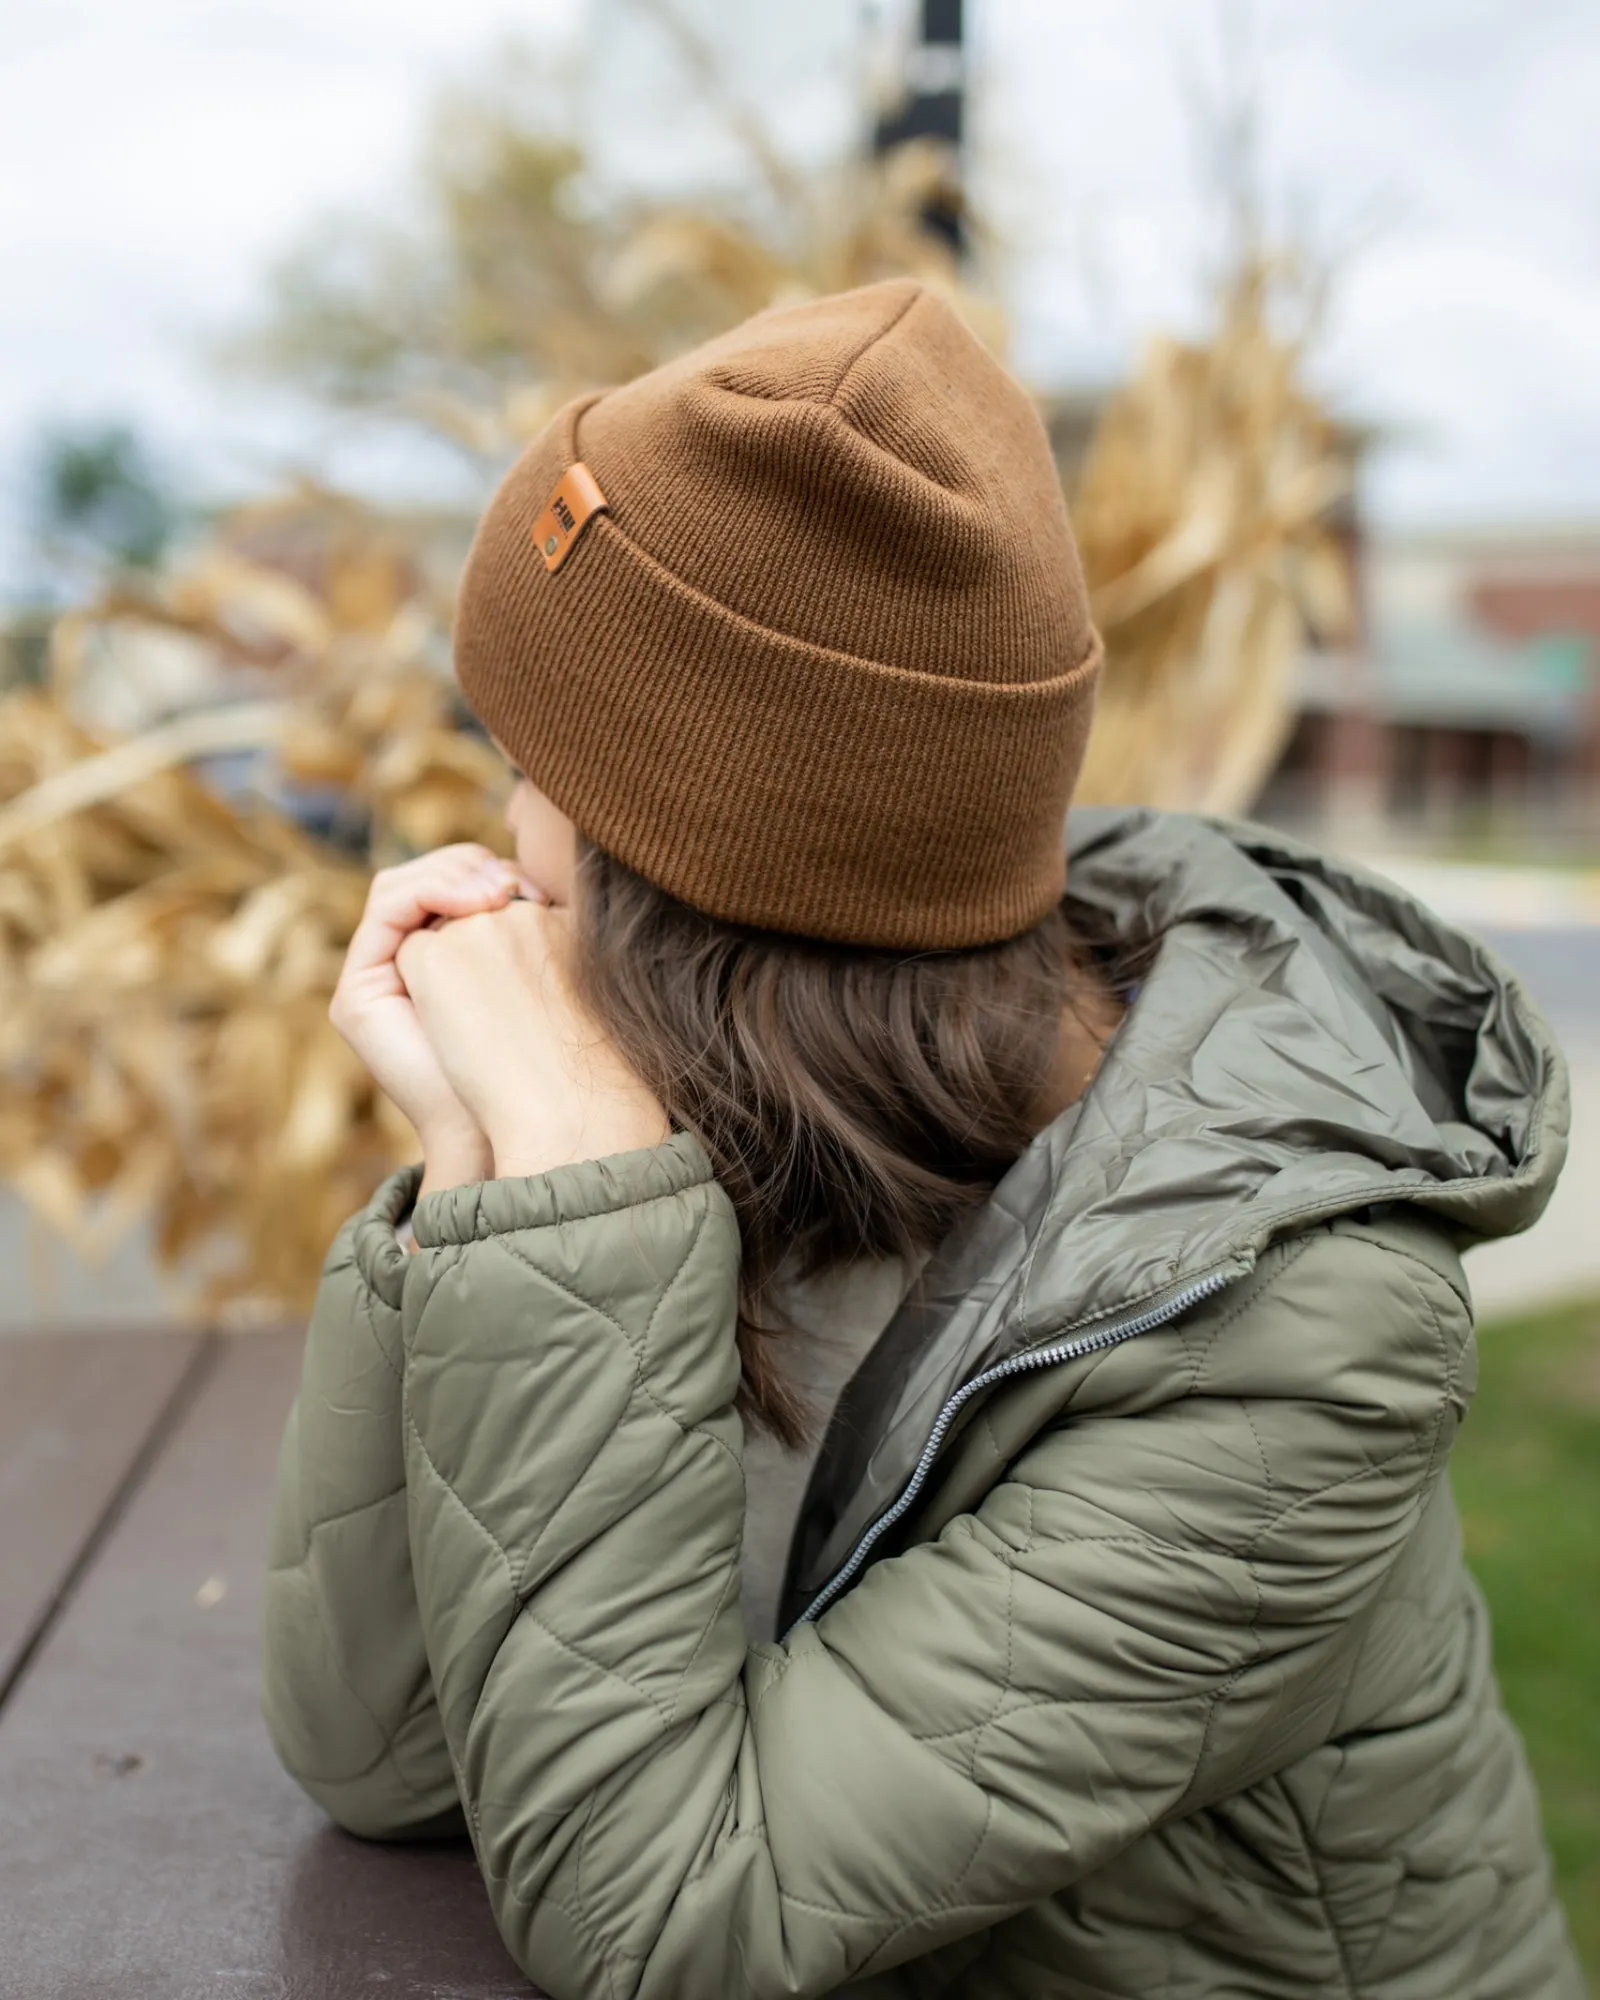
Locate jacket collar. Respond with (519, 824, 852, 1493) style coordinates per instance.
(779, 809, 1567, 1626)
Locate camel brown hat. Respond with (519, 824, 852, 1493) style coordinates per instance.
(454, 279, 1102, 950)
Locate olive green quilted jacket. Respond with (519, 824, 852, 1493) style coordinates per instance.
(263, 812, 1585, 1999)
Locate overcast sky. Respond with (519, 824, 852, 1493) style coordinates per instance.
(2, 0, 1597, 595)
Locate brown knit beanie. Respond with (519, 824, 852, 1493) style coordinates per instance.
(454, 278, 1102, 950)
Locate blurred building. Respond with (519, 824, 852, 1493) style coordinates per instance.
(1047, 385, 1599, 852)
(1265, 527, 1600, 848)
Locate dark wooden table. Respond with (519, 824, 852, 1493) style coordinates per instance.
(0, 1327, 534, 1999)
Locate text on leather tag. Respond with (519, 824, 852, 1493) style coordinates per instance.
(533, 462, 609, 572)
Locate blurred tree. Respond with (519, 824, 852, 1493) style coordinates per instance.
(30, 423, 181, 582)
(226, 7, 993, 464)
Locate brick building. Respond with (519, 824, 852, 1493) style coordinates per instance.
(1265, 527, 1600, 846)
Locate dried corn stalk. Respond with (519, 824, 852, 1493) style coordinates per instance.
(1073, 261, 1355, 814)
(0, 485, 515, 1317)
(0, 692, 401, 1314)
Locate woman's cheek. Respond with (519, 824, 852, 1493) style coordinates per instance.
(507, 781, 578, 907)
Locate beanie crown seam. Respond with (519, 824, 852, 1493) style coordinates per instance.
(825, 280, 923, 405)
(666, 288, 924, 417)
(694, 389, 976, 498)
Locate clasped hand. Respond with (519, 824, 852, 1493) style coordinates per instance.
(329, 844, 670, 1194)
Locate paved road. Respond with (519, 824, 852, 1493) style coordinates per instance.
(1456, 928, 1598, 1320)
(1477, 927, 1600, 1044)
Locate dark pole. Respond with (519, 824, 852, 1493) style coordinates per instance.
(871, 0, 965, 257)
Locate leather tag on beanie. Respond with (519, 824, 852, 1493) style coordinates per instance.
(533, 463, 609, 572)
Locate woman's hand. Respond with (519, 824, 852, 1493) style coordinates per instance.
(396, 900, 670, 1181)
(330, 845, 532, 1187)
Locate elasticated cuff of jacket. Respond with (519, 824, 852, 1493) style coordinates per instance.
(407, 1130, 714, 1249)
(350, 1164, 423, 1313)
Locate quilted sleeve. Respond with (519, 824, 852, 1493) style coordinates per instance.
(262, 1164, 464, 1840)
(398, 1141, 1473, 2000)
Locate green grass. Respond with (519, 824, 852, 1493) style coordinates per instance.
(1455, 1294, 1600, 1976)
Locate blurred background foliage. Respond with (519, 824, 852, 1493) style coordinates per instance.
(29, 424, 184, 583)
(0, 0, 1353, 1315)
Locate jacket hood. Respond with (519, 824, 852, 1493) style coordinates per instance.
(780, 809, 1569, 1626)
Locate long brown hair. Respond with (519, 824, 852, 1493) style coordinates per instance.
(569, 838, 1120, 1446)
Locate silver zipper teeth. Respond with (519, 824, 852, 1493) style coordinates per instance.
(790, 1268, 1235, 1632)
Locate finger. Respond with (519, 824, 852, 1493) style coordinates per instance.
(395, 905, 528, 1015)
(347, 852, 522, 975)
(370, 846, 520, 919)
(394, 923, 450, 1005)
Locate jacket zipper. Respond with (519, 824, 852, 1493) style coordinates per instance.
(788, 1268, 1235, 1632)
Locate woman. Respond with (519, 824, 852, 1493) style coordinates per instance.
(262, 281, 1582, 1998)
